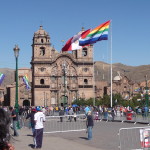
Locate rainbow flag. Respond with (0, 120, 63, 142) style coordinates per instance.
(79, 20, 110, 46)
(22, 75, 31, 90)
(134, 88, 141, 92)
(0, 73, 5, 85)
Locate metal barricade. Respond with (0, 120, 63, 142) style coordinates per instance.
(114, 113, 150, 125)
(118, 126, 150, 150)
(134, 115, 150, 125)
(44, 114, 86, 133)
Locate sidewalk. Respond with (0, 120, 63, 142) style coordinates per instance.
(12, 127, 102, 150)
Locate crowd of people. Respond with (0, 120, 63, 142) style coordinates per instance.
(0, 105, 96, 149)
(0, 104, 150, 149)
(0, 106, 46, 149)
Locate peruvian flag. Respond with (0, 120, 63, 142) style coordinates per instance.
(62, 29, 91, 51)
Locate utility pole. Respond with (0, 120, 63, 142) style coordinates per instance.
(145, 75, 149, 107)
(44, 91, 46, 107)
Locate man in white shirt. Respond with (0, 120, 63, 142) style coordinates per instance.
(34, 106, 45, 149)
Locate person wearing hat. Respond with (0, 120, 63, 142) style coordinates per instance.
(86, 111, 94, 140)
(33, 106, 45, 149)
(26, 107, 36, 135)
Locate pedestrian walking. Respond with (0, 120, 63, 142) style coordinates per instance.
(68, 107, 73, 122)
(86, 111, 94, 140)
(26, 108, 36, 135)
(33, 106, 46, 149)
(9, 107, 19, 137)
(84, 105, 90, 116)
(59, 107, 64, 122)
(111, 108, 115, 121)
(74, 112, 77, 122)
(19, 106, 24, 128)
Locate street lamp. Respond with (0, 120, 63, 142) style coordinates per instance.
(145, 75, 149, 108)
(13, 45, 20, 129)
(62, 63, 67, 107)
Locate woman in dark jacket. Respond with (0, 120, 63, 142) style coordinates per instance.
(59, 107, 64, 122)
(26, 108, 36, 134)
(86, 111, 94, 140)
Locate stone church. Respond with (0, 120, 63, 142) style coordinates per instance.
(5, 26, 146, 107)
(31, 26, 94, 106)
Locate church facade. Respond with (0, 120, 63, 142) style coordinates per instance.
(31, 26, 95, 106)
(5, 26, 148, 107)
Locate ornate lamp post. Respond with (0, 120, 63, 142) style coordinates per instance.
(13, 45, 20, 129)
(62, 63, 67, 107)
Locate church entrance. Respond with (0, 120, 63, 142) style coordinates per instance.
(23, 99, 30, 106)
(60, 95, 68, 107)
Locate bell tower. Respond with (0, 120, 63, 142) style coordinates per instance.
(32, 26, 52, 62)
(73, 28, 94, 100)
(31, 26, 53, 106)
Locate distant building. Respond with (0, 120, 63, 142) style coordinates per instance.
(6, 68, 31, 106)
(95, 81, 108, 98)
(106, 74, 141, 100)
(0, 87, 4, 105)
(140, 79, 150, 95)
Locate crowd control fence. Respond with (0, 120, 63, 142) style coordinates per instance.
(43, 114, 87, 134)
(114, 114, 150, 125)
(118, 126, 150, 150)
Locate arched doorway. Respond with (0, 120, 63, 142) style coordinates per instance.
(23, 99, 30, 106)
(60, 95, 68, 107)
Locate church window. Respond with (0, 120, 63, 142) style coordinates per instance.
(83, 68, 88, 72)
(40, 47, 45, 56)
(124, 86, 127, 91)
(40, 67, 45, 72)
(82, 48, 87, 56)
(41, 39, 44, 43)
(84, 79, 88, 84)
(40, 79, 45, 84)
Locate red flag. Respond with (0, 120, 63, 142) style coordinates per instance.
(62, 29, 91, 51)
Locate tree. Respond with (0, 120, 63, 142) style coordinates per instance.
(101, 95, 110, 106)
(112, 93, 123, 106)
(72, 98, 86, 106)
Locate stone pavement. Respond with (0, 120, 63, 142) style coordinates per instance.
(12, 127, 102, 150)
(12, 121, 148, 150)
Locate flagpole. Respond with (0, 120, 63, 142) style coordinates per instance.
(78, 20, 111, 107)
(93, 45, 96, 106)
(110, 20, 113, 108)
(82, 56, 85, 99)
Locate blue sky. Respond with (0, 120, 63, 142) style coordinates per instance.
(0, 0, 150, 69)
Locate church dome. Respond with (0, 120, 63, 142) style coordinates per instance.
(113, 75, 122, 81)
(34, 26, 49, 36)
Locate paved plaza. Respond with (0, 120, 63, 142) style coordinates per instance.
(12, 121, 148, 150)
